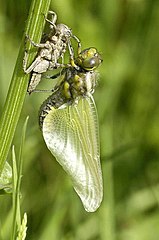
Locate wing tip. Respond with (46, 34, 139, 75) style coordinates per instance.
(74, 185, 103, 212)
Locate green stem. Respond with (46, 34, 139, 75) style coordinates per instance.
(100, 121, 115, 240)
(12, 117, 29, 240)
(0, 0, 51, 174)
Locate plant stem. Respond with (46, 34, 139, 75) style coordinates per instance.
(12, 117, 29, 240)
(0, 0, 51, 174)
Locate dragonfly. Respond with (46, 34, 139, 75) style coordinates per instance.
(39, 47, 103, 212)
(23, 11, 81, 94)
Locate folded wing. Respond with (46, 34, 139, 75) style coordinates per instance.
(42, 96, 103, 212)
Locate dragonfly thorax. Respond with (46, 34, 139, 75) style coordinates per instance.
(61, 67, 97, 101)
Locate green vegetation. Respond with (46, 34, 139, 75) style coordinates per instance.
(0, 0, 159, 239)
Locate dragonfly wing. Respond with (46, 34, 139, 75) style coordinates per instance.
(42, 96, 103, 212)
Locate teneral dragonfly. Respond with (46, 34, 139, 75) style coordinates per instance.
(39, 47, 103, 212)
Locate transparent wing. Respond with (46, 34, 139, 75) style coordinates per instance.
(42, 96, 103, 212)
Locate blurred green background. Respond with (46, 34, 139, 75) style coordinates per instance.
(0, 0, 159, 239)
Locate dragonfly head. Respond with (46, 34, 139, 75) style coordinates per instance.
(75, 48, 102, 71)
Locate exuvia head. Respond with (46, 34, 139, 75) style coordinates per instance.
(55, 24, 72, 38)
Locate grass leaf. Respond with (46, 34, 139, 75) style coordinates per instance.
(0, 0, 51, 175)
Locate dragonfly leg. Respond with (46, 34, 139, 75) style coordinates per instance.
(25, 34, 48, 48)
(44, 72, 61, 80)
(44, 11, 57, 30)
(72, 35, 82, 54)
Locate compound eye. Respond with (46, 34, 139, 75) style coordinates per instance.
(75, 47, 102, 71)
(82, 56, 101, 71)
(82, 57, 100, 70)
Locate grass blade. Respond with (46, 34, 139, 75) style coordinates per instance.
(0, 0, 51, 175)
(12, 116, 29, 240)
